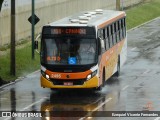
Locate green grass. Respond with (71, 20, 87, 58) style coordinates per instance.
(0, 42, 40, 81)
(0, 0, 160, 81)
(126, 0, 160, 29)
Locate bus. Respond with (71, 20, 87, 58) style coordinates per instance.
(38, 9, 127, 90)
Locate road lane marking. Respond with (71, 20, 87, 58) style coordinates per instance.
(20, 97, 47, 111)
(122, 85, 129, 91)
(154, 117, 160, 120)
(0, 91, 4, 94)
(79, 85, 130, 120)
(4, 97, 48, 120)
(0, 98, 7, 100)
(131, 47, 137, 51)
(92, 97, 112, 112)
(142, 69, 150, 74)
(79, 97, 112, 120)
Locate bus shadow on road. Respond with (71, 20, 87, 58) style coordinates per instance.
(105, 76, 120, 86)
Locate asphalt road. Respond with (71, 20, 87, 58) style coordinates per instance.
(0, 17, 160, 120)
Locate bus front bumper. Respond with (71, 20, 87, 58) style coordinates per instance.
(40, 76, 99, 89)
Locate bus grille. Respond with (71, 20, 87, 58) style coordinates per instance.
(50, 79, 86, 85)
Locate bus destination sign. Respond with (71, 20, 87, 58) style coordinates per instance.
(51, 28, 86, 35)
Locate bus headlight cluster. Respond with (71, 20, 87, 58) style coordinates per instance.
(86, 70, 97, 80)
(41, 70, 50, 80)
(46, 74, 50, 79)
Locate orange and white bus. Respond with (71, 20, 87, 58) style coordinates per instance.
(39, 9, 127, 90)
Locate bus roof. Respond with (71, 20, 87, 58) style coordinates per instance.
(48, 9, 126, 29)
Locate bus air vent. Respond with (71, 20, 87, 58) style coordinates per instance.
(79, 20, 88, 24)
(95, 9, 103, 14)
(79, 15, 90, 20)
(84, 13, 92, 17)
(70, 19, 79, 23)
(88, 11, 96, 15)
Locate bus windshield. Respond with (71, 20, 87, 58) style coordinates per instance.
(42, 38, 97, 65)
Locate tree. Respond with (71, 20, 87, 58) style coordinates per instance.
(0, 0, 4, 12)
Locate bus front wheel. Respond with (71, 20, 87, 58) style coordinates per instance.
(95, 69, 105, 91)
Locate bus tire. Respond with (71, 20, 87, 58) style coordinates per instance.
(115, 56, 120, 77)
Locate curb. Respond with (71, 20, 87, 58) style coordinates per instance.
(0, 78, 23, 89)
(0, 70, 40, 89)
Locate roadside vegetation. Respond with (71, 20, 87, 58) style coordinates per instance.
(126, 0, 160, 29)
(0, 0, 160, 82)
(0, 42, 40, 81)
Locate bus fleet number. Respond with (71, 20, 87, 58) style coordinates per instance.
(51, 74, 61, 78)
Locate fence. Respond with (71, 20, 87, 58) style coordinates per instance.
(0, 0, 146, 47)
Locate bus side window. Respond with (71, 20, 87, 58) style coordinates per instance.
(103, 28, 106, 50)
(98, 30, 101, 38)
(114, 22, 117, 43)
(100, 29, 103, 39)
(98, 29, 106, 51)
(121, 19, 124, 39)
(120, 20, 122, 39)
(109, 25, 113, 48)
(124, 18, 126, 37)
(112, 24, 116, 45)
(105, 27, 109, 50)
(118, 20, 120, 42)
(116, 21, 119, 42)
(103, 29, 105, 40)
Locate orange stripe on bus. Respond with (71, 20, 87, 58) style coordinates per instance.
(98, 12, 125, 29)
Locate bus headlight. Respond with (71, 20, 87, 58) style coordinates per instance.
(87, 74, 92, 80)
(46, 74, 50, 79)
(86, 70, 97, 80)
(41, 70, 50, 80)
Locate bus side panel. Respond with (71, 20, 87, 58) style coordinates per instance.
(99, 38, 126, 86)
(112, 38, 127, 75)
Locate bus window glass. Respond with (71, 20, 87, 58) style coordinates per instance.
(43, 38, 97, 65)
(124, 18, 126, 37)
(114, 23, 117, 43)
(119, 20, 122, 40)
(121, 19, 124, 38)
(116, 22, 119, 42)
(109, 26, 113, 47)
(112, 24, 115, 45)
(117, 20, 120, 42)
(107, 27, 110, 48)
(103, 29, 105, 39)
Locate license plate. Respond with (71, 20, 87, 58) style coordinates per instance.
(64, 82, 73, 86)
